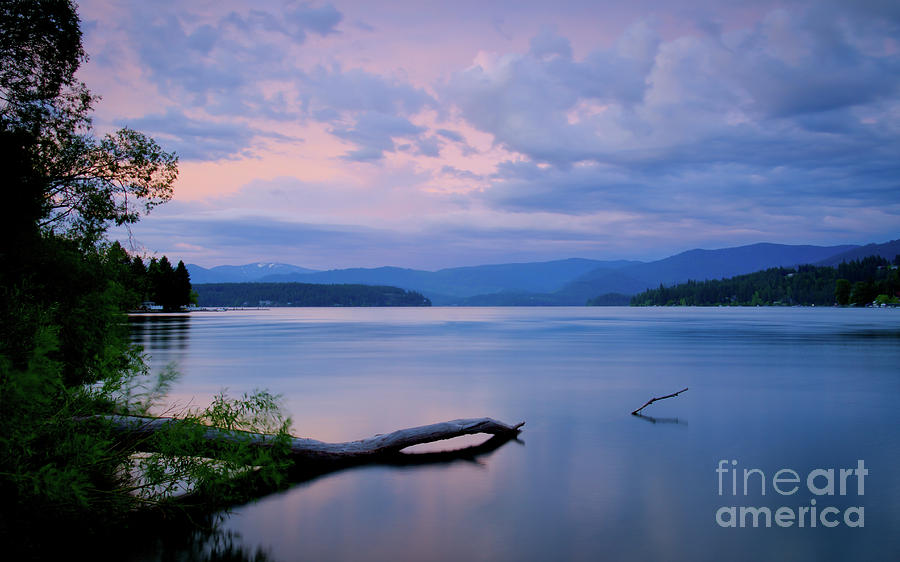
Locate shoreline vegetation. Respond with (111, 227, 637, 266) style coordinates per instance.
(0, 7, 472, 559)
(193, 282, 431, 308)
(0, 4, 451, 559)
(620, 255, 900, 307)
(0, 2, 894, 559)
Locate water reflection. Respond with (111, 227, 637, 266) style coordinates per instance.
(131, 308, 900, 561)
(128, 314, 191, 386)
(632, 413, 688, 425)
(122, 514, 276, 562)
(121, 425, 521, 562)
(129, 314, 191, 350)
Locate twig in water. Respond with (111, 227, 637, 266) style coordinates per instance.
(631, 387, 688, 415)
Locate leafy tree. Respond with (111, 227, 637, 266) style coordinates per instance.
(0, 3, 287, 556)
(874, 294, 900, 306)
(850, 281, 875, 306)
(834, 278, 851, 305)
(1, 1, 177, 245)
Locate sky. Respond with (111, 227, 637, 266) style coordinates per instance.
(77, 0, 900, 270)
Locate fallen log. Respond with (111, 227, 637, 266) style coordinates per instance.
(631, 387, 688, 415)
(98, 415, 525, 462)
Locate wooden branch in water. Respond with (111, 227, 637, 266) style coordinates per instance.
(98, 415, 525, 462)
(631, 387, 688, 415)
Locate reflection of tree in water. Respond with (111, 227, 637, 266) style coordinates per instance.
(123, 431, 521, 562)
(200, 533, 273, 562)
(115, 511, 274, 562)
(9, 510, 274, 562)
(133, 519, 273, 562)
(129, 315, 191, 350)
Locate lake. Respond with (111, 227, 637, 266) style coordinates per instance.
(128, 307, 900, 561)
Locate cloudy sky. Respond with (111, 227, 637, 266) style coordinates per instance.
(78, 0, 900, 269)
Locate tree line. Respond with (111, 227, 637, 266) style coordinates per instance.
(106, 242, 195, 311)
(629, 255, 900, 307)
(0, 3, 290, 557)
(194, 282, 432, 307)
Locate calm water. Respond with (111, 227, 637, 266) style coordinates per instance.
(129, 307, 900, 561)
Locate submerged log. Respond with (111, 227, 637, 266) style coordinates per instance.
(99, 415, 525, 462)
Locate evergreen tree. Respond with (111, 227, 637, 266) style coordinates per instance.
(175, 260, 192, 307)
(156, 255, 176, 309)
(129, 255, 148, 300)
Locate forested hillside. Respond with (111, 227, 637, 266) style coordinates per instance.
(194, 283, 431, 307)
(629, 256, 900, 307)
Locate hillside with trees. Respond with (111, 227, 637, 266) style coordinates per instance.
(194, 282, 431, 307)
(628, 256, 900, 307)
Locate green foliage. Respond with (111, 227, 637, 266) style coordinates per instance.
(0, 313, 135, 527)
(0, 2, 291, 553)
(630, 256, 900, 307)
(0, 236, 137, 387)
(1, 316, 294, 553)
(0, 0, 87, 126)
(137, 254, 194, 310)
(99, 245, 195, 311)
(1, 1, 177, 245)
(195, 282, 432, 307)
(849, 280, 876, 307)
(834, 278, 851, 305)
(874, 294, 900, 306)
(125, 390, 293, 508)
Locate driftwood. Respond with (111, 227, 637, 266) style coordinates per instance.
(631, 387, 688, 415)
(99, 415, 525, 462)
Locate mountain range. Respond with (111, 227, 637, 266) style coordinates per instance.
(187, 262, 317, 284)
(187, 239, 899, 305)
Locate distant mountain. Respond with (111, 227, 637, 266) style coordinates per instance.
(187, 263, 318, 284)
(187, 240, 897, 306)
(555, 243, 859, 304)
(816, 239, 900, 266)
(261, 258, 634, 298)
(263, 266, 430, 290)
(431, 259, 637, 296)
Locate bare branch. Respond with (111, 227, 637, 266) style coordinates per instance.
(631, 387, 688, 416)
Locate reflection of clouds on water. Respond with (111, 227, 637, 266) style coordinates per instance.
(133, 308, 900, 561)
